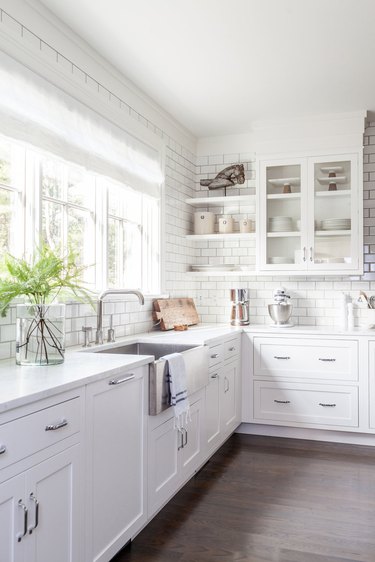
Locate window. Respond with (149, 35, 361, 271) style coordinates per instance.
(40, 156, 96, 286)
(0, 137, 25, 256)
(0, 135, 161, 294)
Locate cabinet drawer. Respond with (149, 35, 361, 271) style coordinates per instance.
(254, 381, 358, 427)
(223, 337, 240, 362)
(0, 397, 81, 470)
(209, 343, 223, 367)
(253, 337, 358, 381)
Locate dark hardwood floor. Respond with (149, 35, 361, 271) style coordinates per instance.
(113, 434, 375, 562)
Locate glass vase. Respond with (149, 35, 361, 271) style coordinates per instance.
(16, 303, 65, 366)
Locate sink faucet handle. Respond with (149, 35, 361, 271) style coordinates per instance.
(82, 326, 93, 348)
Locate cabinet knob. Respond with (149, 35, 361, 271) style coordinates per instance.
(211, 353, 219, 359)
(229, 346, 236, 352)
(0, 444, 6, 455)
(211, 373, 219, 379)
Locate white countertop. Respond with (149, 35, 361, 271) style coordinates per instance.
(1, 322, 375, 414)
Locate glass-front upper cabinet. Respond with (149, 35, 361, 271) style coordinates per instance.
(308, 155, 359, 271)
(257, 152, 362, 275)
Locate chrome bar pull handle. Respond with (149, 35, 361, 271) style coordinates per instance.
(184, 428, 188, 447)
(224, 376, 229, 393)
(0, 444, 6, 455)
(45, 419, 68, 431)
(274, 356, 290, 360)
(309, 246, 313, 262)
(319, 403, 336, 407)
(108, 374, 135, 385)
(229, 346, 236, 352)
(177, 429, 184, 451)
(319, 358, 336, 362)
(28, 494, 39, 534)
(210, 373, 219, 379)
(211, 353, 219, 359)
(17, 500, 28, 542)
(274, 399, 291, 404)
(303, 247, 307, 262)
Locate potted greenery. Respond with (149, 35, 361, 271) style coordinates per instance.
(0, 245, 94, 365)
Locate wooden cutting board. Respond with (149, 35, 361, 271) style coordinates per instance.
(153, 298, 199, 331)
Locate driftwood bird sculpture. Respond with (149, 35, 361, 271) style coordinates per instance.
(200, 164, 245, 195)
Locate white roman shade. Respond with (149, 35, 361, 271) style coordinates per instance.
(0, 51, 163, 197)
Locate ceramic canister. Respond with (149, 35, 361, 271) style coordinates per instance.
(218, 215, 234, 234)
(240, 218, 253, 233)
(194, 211, 215, 234)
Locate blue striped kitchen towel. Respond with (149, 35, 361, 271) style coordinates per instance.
(163, 352, 191, 430)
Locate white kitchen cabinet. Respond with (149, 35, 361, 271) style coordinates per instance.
(148, 391, 205, 518)
(369, 341, 375, 430)
(0, 474, 24, 562)
(205, 336, 242, 456)
(246, 333, 362, 432)
(85, 366, 148, 562)
(0, 392, 83, 562)
(257, 151, 362, 275)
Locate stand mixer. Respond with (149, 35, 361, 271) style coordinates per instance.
(268, 288, 293, 327)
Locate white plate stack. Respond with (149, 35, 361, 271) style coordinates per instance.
(321, 218, 351, 231)
(268, 216, 293, 232)
(268, 257, 294, 264)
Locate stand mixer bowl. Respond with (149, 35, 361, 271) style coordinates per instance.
(268, 303, 293, 325)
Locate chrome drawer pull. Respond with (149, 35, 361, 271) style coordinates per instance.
(211, 353, 219, 359)
(45, 419, 68, 431)
(183, 428, 188, 447)
(0, 444, 6, 455)
(274, 399, 291, 404)
(108, 374, 135, 385)
(319, 403, 336, 407)
(318, 358, 336, 362)
(28, 493, 39, 534)
(17, 500, 28, 542)
(211, 373, 219, 379)
(177, 429, 184, 451)
(229, 346, 236, 351)
(274, 356, 290, 360)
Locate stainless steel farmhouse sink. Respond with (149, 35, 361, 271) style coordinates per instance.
(93, 341, 209, 415)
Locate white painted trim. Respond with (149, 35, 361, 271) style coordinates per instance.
(236, 422, 375, 447)
(0, 0, 196, 153)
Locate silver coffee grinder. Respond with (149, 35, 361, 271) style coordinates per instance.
(230, 289, 250, 326)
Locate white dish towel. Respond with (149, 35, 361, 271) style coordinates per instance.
(163, 352, 191, 430)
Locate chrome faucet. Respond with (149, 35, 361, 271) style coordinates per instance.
(95, 289, 145, 345)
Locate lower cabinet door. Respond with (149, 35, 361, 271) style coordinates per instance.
(148, 415, 180, 518)
(254, 381, 358, 427)
(205, 372, 221, 454)
(0, 474, 25, 562)
(220, 362, 238, 434)
(86, 368, 147, 562)
(25, 445, 82, 562)
(180, 398, 204, 483)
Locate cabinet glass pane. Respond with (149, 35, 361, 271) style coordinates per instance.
(313, 160, 352, 265)
(266, 164, 302, 265)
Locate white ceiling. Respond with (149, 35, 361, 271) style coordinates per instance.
(38, 0, 375, 138)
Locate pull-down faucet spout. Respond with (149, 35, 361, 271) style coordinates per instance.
(95, 289, 145, 345)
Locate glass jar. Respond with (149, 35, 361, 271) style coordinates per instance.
(16, 303, 65, 366)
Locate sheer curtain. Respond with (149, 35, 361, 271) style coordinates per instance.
(0, 51, 163, 197)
